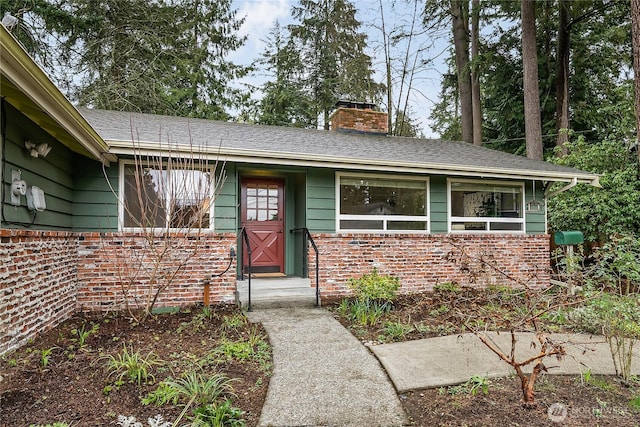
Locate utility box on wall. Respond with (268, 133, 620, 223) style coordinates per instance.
(554, 230, 584, 246)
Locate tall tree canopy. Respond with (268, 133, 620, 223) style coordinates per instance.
(2, 0, 249, 120)
(289, 0, 381, 129)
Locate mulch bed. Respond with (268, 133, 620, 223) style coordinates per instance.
(1, 305, 270, 426)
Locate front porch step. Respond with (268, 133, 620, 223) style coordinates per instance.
(236, 277, 318, 309)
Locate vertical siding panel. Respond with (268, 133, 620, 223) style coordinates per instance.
(307, 168, 335, 233)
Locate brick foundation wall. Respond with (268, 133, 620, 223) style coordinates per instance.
(0, 230, 79, 355)
(310, 233, 550, 297)
(76, 232, 237, 312)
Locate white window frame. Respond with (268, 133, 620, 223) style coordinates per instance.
(336, 172, 430, 234)
(118, 160, 215, 232)
(447, 178, 525, 234)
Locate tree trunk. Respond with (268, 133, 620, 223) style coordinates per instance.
(451, 0, 473, 143)
(521, 0, 544, 160)
(632, 0, 640, 166)
(555, 0, 570, 156)
(470, 0, 482, 146)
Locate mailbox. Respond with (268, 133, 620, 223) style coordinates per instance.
(554, 230, 584, 246)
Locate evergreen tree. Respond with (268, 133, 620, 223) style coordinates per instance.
(256, 21, 314, 127)
(289, 0, 381, 129)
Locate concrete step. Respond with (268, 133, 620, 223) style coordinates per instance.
(236, 277, 319, 309)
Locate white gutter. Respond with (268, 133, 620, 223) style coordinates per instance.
(108, 141, 600, 185)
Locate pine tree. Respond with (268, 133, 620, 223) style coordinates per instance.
(256, 21, 314, 127)
(289, 0, 381, 129)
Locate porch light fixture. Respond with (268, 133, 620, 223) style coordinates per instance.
(25, 140, 52, 158)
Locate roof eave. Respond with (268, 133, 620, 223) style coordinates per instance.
(0, 26, 115, 165)
(107, 141, 599, 184)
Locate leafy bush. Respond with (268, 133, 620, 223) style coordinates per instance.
(143, 371, 235, 407)
(379, 321, 414, 342)
(569, 292, 640, 380)
(548, 137, 640, 246)
(348, 268, 399, 303)
(104, 345, 161, 385)
(341, 298, 391, 326)
(192, 400, 245, 427)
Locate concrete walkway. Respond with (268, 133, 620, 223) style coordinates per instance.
(247, 307, 408, 427)
(371, 331, 640, 393)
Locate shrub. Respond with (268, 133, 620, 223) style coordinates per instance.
(569, 292, 640, 381)
(348, 268, 399, 303)
(192, 400, 245, 427)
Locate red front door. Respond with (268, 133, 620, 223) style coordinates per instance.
(241, 178, 285, 274)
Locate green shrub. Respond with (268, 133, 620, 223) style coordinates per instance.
(348, 268, 399, 303)
(104, 345, 161, 385)
(143, 371, 235, 407)
(192, 400, 245, 426)
(569, 292, 640, 380)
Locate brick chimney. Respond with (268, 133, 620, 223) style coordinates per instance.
(329, 101, 388, 135)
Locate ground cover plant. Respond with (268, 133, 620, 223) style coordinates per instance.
(0, 305, 271, 426)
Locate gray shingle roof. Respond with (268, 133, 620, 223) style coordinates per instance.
(80, 108, 598, 184)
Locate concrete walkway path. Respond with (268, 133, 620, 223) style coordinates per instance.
(247, 307, 408, 427)
(371, 331, 640, 393)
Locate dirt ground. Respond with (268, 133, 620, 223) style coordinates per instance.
(329, 287, 640, 426)
(2, 287, 639, 427)
(1, 305, 270, 427)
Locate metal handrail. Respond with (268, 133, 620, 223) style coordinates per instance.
(291, 227, 320, 307)
(239, 227, 253, 311)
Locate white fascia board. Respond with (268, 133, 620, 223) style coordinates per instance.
(107, 141, 600, 185)
(1, 26, 114, 165)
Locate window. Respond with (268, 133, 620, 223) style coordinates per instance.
(449, 179, 524, 232)
(121, 161, 212, 230)
(337, 173, 429, 232)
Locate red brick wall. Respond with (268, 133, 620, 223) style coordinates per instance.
(76, 232, 237, 312)
(330, 107, 389, 134)
(0, 230, 79, 355)
(310, 233, 550, 297)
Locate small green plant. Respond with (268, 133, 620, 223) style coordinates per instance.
(434, 282, 460, 293)
(221, 313, 248, 332)
(428, 305, 450, 317)
(467, 374, 491, 396)
(104, 345, 161, 385)
(71, 322, 99, 348)
(629, 393, 640, 411)
(39, 347, 57, 368)
(28, 423, 69, 427)
(380, 321, 414, 342)
(348, 268, 400, 303)
(345, 299, 391, 326)
(192, 400, 246, 426)
(216, 339, 254, 361)
(143, 371, 235, 407)
(447, 375, 491, 396)
(7, 358, 18, 367)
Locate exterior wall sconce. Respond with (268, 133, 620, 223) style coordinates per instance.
(25, 140, 52, 158)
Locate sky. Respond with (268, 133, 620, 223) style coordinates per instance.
(230, 0, 447, 137)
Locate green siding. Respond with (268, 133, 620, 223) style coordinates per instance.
(306, 168, 335, 233)
(214, 163, 238, 233)
(2, 103, 75, 229)
(73, 155, 118, 231)
(429, 175, 448, 233)
(525, 180, 547, 234)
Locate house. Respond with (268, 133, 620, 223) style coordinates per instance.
(0, 26, 599, 354)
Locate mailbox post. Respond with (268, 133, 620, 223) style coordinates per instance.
(554, 231, 584, 294)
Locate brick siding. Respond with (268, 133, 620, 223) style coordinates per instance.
(1, 229, 550, 355)
(310, 233, 550, 297)
(76, 232, 237, 312)
(0, 230, 79, 355)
